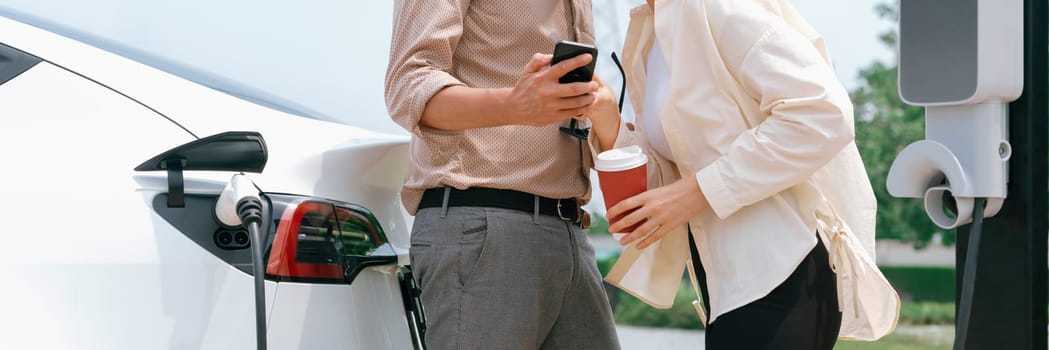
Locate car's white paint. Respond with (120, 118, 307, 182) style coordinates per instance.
(0, 0, 403, 135)
(0, 16, 414, 246)
(267, 268, 411, 349)
(0, 62, 276, 349)
(0, 14, 414, 350)
(0, 62, 198, 264)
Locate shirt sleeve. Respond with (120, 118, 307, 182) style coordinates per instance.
(586, 120, 638, 161)
(384, 0, 471, 136)
(695, 13, 856, 219)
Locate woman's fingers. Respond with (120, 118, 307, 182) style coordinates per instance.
(636, 224, 670, 250)
(607, 192, 646, 223)
(619, 216, 660, 246)
(609, 190, 688, 249)
(609, 178, 708, 249)
(617, 227, 650, 247)
(608, 204, 648, 234)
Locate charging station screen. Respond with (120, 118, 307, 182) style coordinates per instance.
(899, 0, 978, 104)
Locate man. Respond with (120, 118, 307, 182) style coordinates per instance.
(384, 1, 620, 349)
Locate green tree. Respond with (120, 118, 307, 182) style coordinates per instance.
(589, 213, 610, 236)
(850, 2, 951, 247)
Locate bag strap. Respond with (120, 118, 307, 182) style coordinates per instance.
(686, 229, 710, 326)
(813, 187, 863, 319)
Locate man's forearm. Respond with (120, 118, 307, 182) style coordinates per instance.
(418, 53, 598, 131)
(419, 86, 514, 131)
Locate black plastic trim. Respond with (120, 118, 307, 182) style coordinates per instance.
(153, 194, 256, 275)
(137, 132, 267, 208)
(263, 274, 347, 285)
(165, 159, 185, 208)
(135, 131, 267, 173)
(399, 266, 427, 349)
(0, 43, 41, 86)
(342, 246, 399, 283)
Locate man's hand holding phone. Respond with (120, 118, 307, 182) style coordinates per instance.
(504, 52, 599, 127)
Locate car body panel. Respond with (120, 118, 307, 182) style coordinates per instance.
(0, 62, 274, 349)
(0, 1, 402, 135)
(268, 268, 413, 350)
(0, 15, 413, 248)
(0, 13, 415, 350)
(0, 62, 197, 264)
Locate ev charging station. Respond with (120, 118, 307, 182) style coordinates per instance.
(888, 0, 1047, 348)
(889, 0, 1022, 230)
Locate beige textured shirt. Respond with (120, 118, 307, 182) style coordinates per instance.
(385, 0, 596, 214)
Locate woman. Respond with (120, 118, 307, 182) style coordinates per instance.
(586, 0, 890, 348)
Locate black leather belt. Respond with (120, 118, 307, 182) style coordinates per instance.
(419, 187, 581, 223)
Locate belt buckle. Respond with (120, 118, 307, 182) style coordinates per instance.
(556, 199, 584, 225)
(556, 199, 571, 221)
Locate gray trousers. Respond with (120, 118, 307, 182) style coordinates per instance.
(410, 206, 620, 350)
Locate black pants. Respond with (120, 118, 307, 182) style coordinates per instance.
(689, 234, 842, 350)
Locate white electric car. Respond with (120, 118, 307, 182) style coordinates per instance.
(0, 8, 424, 350)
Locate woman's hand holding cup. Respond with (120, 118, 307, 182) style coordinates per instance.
(608, 176, 710, 250)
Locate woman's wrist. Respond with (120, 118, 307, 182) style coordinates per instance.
(587, 86, 623, 152)
(590, 111, 621, 152)
(676, 176, 709, 216)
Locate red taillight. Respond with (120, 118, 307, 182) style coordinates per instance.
(264, 194, 394, 284)
(266, 201, 344, 281)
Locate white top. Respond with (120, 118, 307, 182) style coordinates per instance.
(642, 36, 674, 161)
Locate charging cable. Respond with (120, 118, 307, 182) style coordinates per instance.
(217, 174, 268, 350)
(955, 197, 987, 350)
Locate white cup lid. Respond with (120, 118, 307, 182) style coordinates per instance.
(595, 145, 648, 172)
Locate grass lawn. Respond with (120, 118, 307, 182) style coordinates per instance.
(878, 266, 955, 302)
(603, 263, 959, 329)
(835, 333, 950, 350)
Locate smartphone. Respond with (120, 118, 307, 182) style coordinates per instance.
(551, 40, 598, 84)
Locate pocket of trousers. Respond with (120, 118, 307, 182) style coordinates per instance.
(458, 208, 490, 288)
(410, 230, 436, 290)
(409, 208, 443, 290)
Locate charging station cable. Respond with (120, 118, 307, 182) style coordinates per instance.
(217, 174, 268, 350)
(954, 197, 987, 350)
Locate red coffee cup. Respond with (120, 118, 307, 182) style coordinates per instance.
(595, 146, 648, 238)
